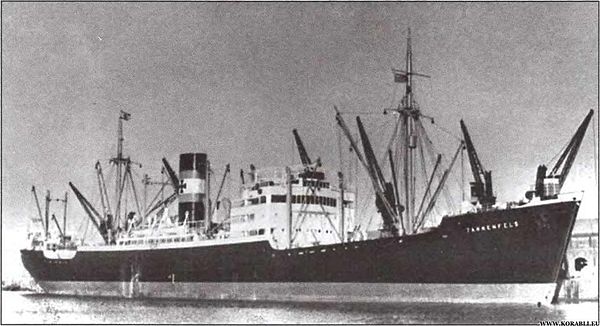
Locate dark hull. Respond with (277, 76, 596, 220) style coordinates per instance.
(22, 200, 579, 299)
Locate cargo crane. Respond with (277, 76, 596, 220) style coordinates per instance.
(210, 164, 230, 219)
(141, 169, 170, 216)
(144, 158, 182, 220)
(292, 129, 312, 166)
(539, 109, 594, 305)
(69, 182, 110, 244)
(529, 109, 594, 200)
(30, 186, 46, 233)
(334, 105, 400, 237)
(356, 117, 401, 236)
(460, 120, 496, 210)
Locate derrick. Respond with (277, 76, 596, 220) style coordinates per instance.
(69, 182, 109, 244)
(460, 120, 496, 210)
(30, 186, 45, 231)
(356, 116, 400, 236)
(144, 158, 180, 217)
(293, 129, 312, 166)
(547, 110, 594, 189)
(334, 105, 400, 237)
(530, 110, 594, 200)
(209, 164, 231, 229)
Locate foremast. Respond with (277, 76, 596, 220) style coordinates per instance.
(108, 110, 143, 234)
(70, 110, 145, 245)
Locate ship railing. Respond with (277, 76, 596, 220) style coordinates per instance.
(115, 220, 239, 246)
(241, 164, 323, 191)
(556, 190, 585, 201)
(122, 219, 208, 239)
(502, 190, 586, 209)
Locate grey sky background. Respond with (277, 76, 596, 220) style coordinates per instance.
(2, 2, 598, 281)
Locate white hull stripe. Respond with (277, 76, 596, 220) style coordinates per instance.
(78, 235, 268, 252)
(38, 281, 557, 304)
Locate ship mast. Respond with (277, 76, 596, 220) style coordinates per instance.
(336, 29, 462, 236)
(404, 29, 414, 231)
(388, 29, 430, 234)
(110, 110, 132, 232)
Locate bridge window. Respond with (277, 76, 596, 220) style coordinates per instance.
(302, 180, 331, 189)
(299, 171, 325, 180)
(272, 195, 286, 203)
(294, 195, 336, 207)
(249, 196, 267, 205)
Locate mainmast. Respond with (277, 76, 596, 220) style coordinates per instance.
(405, 29, 414, 231)
(388, 29, 429, 234)
(337, 29, 461, 236)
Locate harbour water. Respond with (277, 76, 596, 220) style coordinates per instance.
(2, 291, 598, 324)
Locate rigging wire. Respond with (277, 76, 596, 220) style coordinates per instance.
(75, 212, 87, 236)
(414, 123, 432, 228)
(429, 119, 462, 142)
(393, 119, 403, 206)
(547, 134, 572, 168)
(337, 123, 343, 175)
(416, 120, 431, 183)
(378, 115, 402, 172)
(338, 111, 389, 115)
(461, 146, 465, 204)
(356, 170, 374, 227)
(416, 119, 462, 225)
(356, 165, 376, 231)
(81, 217, 90, 243)
(592, 114, 598, 185)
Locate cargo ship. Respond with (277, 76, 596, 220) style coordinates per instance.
(21, 31, 593, 304)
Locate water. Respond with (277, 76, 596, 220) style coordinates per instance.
(2, 291, 597, 324)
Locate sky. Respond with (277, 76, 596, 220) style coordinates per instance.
(2, 2, 598, 282)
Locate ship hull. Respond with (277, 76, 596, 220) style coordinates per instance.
(37, 281, 558, 304)
(22, 200, 579, 303)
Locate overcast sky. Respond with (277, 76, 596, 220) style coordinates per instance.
(2, 2, 598, 281)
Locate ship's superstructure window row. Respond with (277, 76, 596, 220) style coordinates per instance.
(302, 180, 329, 189)
(271, 195, 337, 207)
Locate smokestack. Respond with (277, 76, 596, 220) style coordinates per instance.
(178, 153, 207, 224)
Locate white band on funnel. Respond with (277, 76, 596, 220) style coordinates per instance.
(181, 178, 205, 195)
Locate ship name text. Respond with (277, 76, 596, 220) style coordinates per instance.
(465, 221, 519, 233)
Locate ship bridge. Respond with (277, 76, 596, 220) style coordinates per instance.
(229, 164, 355, 249)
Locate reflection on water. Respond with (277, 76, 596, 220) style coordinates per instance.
(2, 291, 598, 324)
